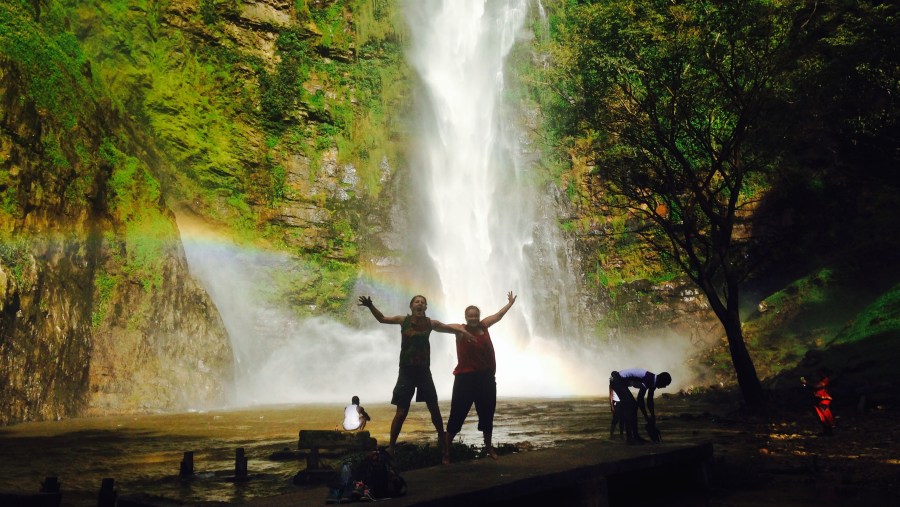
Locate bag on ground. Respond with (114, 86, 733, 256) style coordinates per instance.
(353, 450, 407, 499)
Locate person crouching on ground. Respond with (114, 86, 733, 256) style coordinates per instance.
(342, 395, 371, 431)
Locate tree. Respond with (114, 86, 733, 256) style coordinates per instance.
(553, 0, 811, 407)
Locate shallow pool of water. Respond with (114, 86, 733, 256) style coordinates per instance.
(0, 397, 621, 505)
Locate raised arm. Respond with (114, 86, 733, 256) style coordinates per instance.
(358, 296, 404, 324)
(481, 291, 517, 328)
(431, 319, 477, 342)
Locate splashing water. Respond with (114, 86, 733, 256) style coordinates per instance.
(177, 216, 400, 406)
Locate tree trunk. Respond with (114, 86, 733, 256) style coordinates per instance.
(700, 279, 767, 409)
(722, 309, 766, 409)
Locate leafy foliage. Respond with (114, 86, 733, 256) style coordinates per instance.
(0, 237, 31, 287)
(556, 0, 801, 298)
(91, 270, 118, 328)
(311, 1, 353, 52)
(260, 30, 313, 131)
(542, 0, 899, 395)
(545, 0, 828, 406)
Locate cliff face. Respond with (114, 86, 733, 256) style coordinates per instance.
(87, 246, 233, 416)
(1, 0, 409, 422)
(64, 0, 410, 314)
(0, 4, 232, 424)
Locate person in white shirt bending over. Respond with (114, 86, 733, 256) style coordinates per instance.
(609, 368, 671, 443)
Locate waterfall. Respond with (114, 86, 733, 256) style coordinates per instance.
(402, 0, 606, 395)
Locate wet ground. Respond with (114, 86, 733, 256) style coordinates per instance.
(684, 395, 900, 506)
(0, 395, 897, 505)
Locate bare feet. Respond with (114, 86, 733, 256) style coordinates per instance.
(487, 447, 499, 460)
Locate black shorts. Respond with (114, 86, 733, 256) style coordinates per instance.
(391, 366, 438, 409)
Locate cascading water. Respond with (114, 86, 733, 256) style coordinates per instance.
(402, 0, 608, 395)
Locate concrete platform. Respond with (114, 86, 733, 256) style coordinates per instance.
(237, 441, 713, 507)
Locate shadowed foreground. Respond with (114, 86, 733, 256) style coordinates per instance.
(115, 441, 713, 507)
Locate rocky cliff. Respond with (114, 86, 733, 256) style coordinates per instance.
(2, 0, 412, 422)
(0, 3, 232, 424)
(62, 0, 410, 314)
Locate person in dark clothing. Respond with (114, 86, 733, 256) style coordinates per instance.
(608, 389, 625, 438)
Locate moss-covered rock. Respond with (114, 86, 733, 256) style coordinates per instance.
(0, 3, 232, 423)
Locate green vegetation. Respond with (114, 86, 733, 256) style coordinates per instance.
(310, 2, 352, 52)
(351, 0, 402, 48)
(15, 0, 413, 316)
(91, 270, 118, 328)
(102, 140, 176, 291)
(836, 285, 900, 345)
(0, 237, 32, 288)
(538, 0, 898, 398)
(199, 0, 237, 26)
(701, 272, 900, 384)
(0, 3, 95, 129)
(58, 0, 253, 218)
(736, 269, 840, 379)
(1, 2, 183, 303)
(258, 0, 410, 201)
(259, 29, 314, 131)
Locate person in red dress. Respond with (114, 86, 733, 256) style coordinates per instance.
(802, 368, 835, 435)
